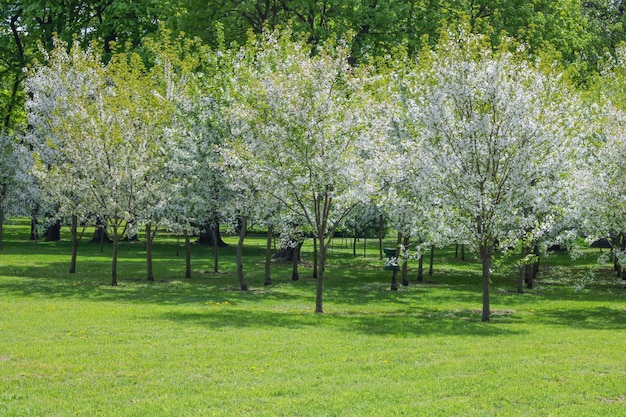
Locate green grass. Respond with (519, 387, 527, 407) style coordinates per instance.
(1, 218, 625, 416)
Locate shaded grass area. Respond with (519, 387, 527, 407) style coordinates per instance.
(0, 218, 625, 416)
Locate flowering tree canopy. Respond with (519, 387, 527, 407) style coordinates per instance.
(398, 32, 584, 321)
(223, 30, 390, 312)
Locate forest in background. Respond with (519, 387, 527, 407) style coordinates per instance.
(3, 0, 626, 133)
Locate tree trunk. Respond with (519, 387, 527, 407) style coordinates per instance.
(428, 245, 435, 276)
(312, 236, 318, 279)
(44, 221, 61, 242)
(69, 214, 78, 274)
(353, 235, 357, 257)
(184, 229, 191, 279)
(145, 222, 154, 282)
(30, 215, 38, 242)
(236, 215, 248, 291)
(391, 231, 401, 291)
(461, 244, 465, 261)
(198, 220, 228, 247)
(417, 253, 424, 283)
(291, 241, 300, 281)
(211, 226, 219, 274)
(518, 246, 527, 293)
(111, 226, 119, 287)
(264, 225, 273, 285)
(378, 214, 384, 260)
(401, 235, 409, 286)
(533, 245, 540, 279)
(316, 236, 327, 313)
(455, 244, 459, 258)
(480, 244, 492, 322)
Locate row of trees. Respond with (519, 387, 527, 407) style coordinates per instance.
(2, 23, 626, 320)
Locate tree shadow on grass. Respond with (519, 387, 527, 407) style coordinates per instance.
(533, 306, 626, 331)
(158, 304, 525, 338)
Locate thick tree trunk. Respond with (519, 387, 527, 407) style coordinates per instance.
(480, 244, 492, 322)
(184, 229, 191, 279)
(44, 221, 61, 242)
(428, 245, 435, 276)
(198, 220, 228, 247)
(264, 225, 273, 285)
(70, 214, 78, 274)
(145, 222, 154, 282)
(401, 235, 409, 286)
(236, 215, 248, 291)
(312, 236, 318, 279)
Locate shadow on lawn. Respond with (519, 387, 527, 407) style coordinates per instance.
(158, 306, 525, 338)
(534, 306, 626, 330)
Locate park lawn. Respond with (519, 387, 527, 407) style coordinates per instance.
(0, 219, 625, 416)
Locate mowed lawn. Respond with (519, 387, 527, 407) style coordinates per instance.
(0, 219, 625, 416)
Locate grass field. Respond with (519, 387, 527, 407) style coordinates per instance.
(1, 218, 625, 416)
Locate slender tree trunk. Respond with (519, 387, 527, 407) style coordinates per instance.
(312, 236, 318, 279)
(428, 245, 435, 276)
(391, 231, 401, 291)
(353, 235, 357, 257)
(291, 241, 300, 281)
(518, 247, 527, 293)
(69, 214, 78, 274)
(99, 224, 105, 253)
(455, 244, 459, 258)
(316, 236, 327, 313)
(401, 235, 409, 286)
(111, 226, 119, 287)
(533, 245, 540, 279)
(378, 214, 384, 260)
(480, 244, 492, 322)
(461, 244, 465, 261)
(264, 225, 273, 285)
(184, 229, 191, 279)
(145, 222, 154, 282)
(211, 226, 219, 273)
(236, 215, 248, 291)
(518, 264, 525, 294)
(417, 253, 424, 283)
(30, 215, 38, 242)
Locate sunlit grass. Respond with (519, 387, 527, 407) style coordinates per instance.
(0, 218, 625, 416)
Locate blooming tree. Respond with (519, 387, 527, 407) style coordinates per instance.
(399, 32, 583, 321)
(224, 30, 389, 313)
(27, 39, 175, 285)
(0, 132, 33, 250)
